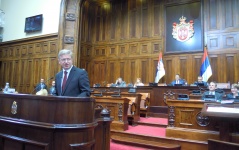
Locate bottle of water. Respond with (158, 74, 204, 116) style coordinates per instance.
(3, 82, 9, 93)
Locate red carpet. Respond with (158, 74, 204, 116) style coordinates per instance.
(139, 117, 168, 125)
(110, 140, 146, 150)
(126, 125, 166, 137)
(110, 117, 167, 149)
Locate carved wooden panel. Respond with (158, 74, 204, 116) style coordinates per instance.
(35, 43, 42, 54)
(93, 61, 106, 85)
(13, 60, 19, 87)
(33, 59, 41, 85)
(21, 45, 27, 57)
(26, 59, 33, 93)
(15, 46, 21, 57)
(9, 47, 14, 57)
(222, 34, 237, 49)
(42, 42, 49, 53)
(28, 44, 34, 55)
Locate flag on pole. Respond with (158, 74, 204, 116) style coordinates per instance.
(200, 46, 212, 82)
(155, 52, 165, 83)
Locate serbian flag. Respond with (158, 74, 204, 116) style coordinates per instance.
(155, 52, 165, 83)
(200, 46, 212, 82)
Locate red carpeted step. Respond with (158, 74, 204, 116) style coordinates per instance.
(137, 117, 168, 128)
(126, 125, 166, 137)
(110, 140, 146, 150)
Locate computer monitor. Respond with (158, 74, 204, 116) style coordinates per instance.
(204, 95, 216, 101)
(177, 94, 189, 100)
(192, 90, 201, 95)
(149, 82, 158, 86)
(174, 84, 182, 86)
(197, 83, 205, 86)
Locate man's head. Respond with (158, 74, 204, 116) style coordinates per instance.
(58, 49, 73, 70)
(40, 78, 44, 83)
(175, 74, 180, 80)
(231, 84, 239, 94)
(136, 78, 141, 83)
(198, 76, 203, 82)
(208, 81, 217, 91)
(118, 78, 122, 83)
(52, 81, 55, 86)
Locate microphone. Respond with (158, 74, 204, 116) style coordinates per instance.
(31, 77, 54, 94)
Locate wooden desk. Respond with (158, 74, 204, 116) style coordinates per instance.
(94, 97, 130, 131)
(0, 93, 111, 150)
(201, 103, 239, 142)
(92, 92, 141, 125)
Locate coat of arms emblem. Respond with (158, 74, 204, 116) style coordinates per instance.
(172, 16, 194, 42)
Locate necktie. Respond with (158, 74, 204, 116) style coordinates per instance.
(62, 71, 68, 91)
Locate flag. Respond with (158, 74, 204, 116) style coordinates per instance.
(155, 52, 165, 83)
(200, 46, 212, 82)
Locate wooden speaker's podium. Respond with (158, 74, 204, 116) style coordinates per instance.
(201, 102, 239, 142)
(0, 93, 112, 150)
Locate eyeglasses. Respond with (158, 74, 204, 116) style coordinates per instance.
(60, 58, 72, 62)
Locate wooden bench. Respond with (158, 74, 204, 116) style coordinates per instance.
(94, 97, 130, 131)
(92, 92, 141, 125)
(139, 93, 150, 117)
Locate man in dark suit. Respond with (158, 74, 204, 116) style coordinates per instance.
(194, 76, 208, 86)
(35, 78, 47, 92)
(53, 49, 91, 97)
(202, 81, 223, 101)
(170, 74, 186, 86)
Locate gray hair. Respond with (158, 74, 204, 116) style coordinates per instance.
(58, 49, 73, 59)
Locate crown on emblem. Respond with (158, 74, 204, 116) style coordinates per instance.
(179, 16, 186, 22)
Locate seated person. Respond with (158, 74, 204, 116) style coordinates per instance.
(134, 78, 144, 87)
(35, 78, 48, 92)
(170, 74, 186, 86)
(194, 76, 208, 86)
(48, 80, 56, 95)
(226, 84, 239, 99)
(114, 77, 126, 87)
(201, 81, 223, 101)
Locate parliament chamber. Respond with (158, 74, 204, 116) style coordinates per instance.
(1, 0, 239, 149)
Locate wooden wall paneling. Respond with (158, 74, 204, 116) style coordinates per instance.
(9, 47, 14, 58)
(192, 55, 202, 84)
(15, 46, 21, 57)
(33, 59, 41, 86)
(49, 57, 58, 85)
(50, 41, 57, 53)
(225, 54, 235, 83)
(43, 42, 49, 53)
(119, 60, 126, 83)
(119, 44, 128, 57)
(120, 0, 128, 39)
(8, 61, 13, 88)
(21, 45, 28, 57)
(209, 55, 218, 82)
(179, 56, 188, 83)
(1, 62, 7, 87)
(164, 58, 173, 84)
(129, 0, 137, 38)
(141, 0, 149, 37)
(139, 59, 149, 84)
(41, 58, 49, 83)
(129, 43, 139, 55)
(26, 59, 33, 93)
(208, 0, 219, 30)
(93, 61, 106, 85)
(129, 60, 136, 84)
(3, 47, 7, 58)
(28, 44, 34, 55)
(153, 0, 161, 36)
(13, 60, 20, 88)
(218, 53, 227, 82)
(108, 61, 117, 84)
(207, 35, 220, 50)
(35, 42, 42, 54)
(19, 59, 27, 93)
(0, 48, 2, 59)
(222, 34, 237, 49)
